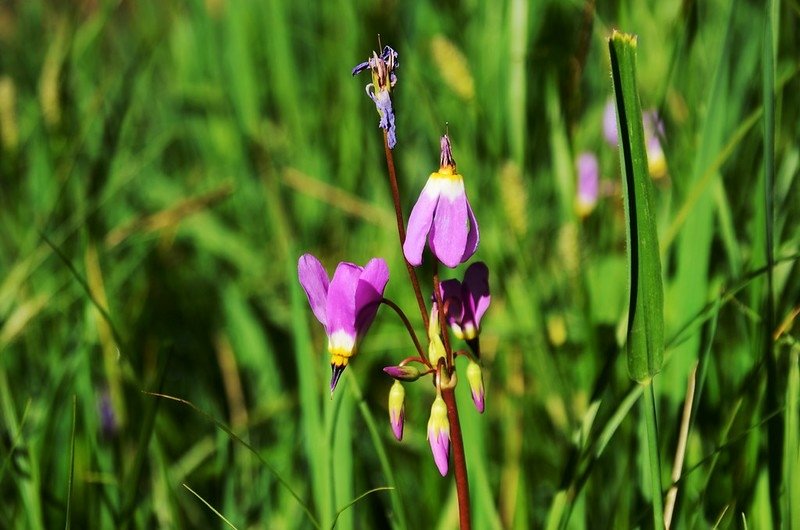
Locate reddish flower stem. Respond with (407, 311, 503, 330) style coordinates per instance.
(442, 386, 472, 530)
(380, 297, 426, 361)
(382, 131, 430, 330)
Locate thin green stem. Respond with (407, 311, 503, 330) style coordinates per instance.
(643, 381, 665, 530)
(382, 131, 430, 330)
(380, 298, 426, 360)
(441, 387, 472, 530)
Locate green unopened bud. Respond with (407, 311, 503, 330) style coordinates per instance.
(466, 361, 485, 413)
(428, 306, 447, 366)
(388, 381, 405, 441)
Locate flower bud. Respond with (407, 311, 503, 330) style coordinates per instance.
(466, 361, 485, 413)
(383, 365, 422, 382)
(388, 381, 405, 441)
(427, 392, 450, 476)
(428, 307, 447, 366)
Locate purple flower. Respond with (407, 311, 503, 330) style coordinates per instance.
(603, 99, 619, 147)
(427, 392, 450, 476)
(576, 152, 599, 217)
(403, 135, 479, 268)
(353, 46, 399, 148)
(298, 254, 389, 394)
(438, 262, 490, 355)
(388, 381, 405, 441)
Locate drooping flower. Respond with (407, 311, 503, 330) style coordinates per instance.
(403, 135, 479, 268)
(576, 152, 599, 217)
(438, 262, 490, 356)
(388, 380, 406, 440)
(427, 391, 450, 476)
(466, 361, 485, 413)
(427, 305, 447, 366)
(297, 254, 389, 394)
(353, 45, 399, 148)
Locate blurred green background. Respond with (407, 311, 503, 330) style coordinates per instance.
(0, 0, 798, 528)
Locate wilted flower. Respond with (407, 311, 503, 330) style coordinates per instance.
(438, 262, 490, 356)
(404, 134, 479, 268)
(576, 152, 599, 217)
(353, 46, 399, 148)
(466, 361, 485, 413)
(427, 392, 450, 476)
(297, 254, 389, 394)
(388, 380, 406, 440)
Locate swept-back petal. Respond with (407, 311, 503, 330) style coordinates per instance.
(461, 198, 480, 263)
(403, 178, 439, 266)
(326, 262, 362, 338)
(439, 279, 465, 324)
(354, 258, 389, 335)
(464, 262, 490, 326)
(428, 181, 468, 268)
(297, 254, 330, 327)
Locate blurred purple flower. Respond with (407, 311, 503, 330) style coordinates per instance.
(298, 254, 389, 394)
(603, 99, 619, 147)
(603, 99, 667, 178)
(576, 152, 599, 217)
(403, 135, 479, 268)
(353, 46, 399, 148)
(98, 389, 118, 439)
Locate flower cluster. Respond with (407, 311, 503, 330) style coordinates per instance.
(298, 44, 490, 479)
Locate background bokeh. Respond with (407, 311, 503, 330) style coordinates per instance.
(0, 0, 798, 528)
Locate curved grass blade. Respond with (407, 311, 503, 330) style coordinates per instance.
(145, 392, 321, 530)
(330, 487, 394, 530)
(182, 483, 239, 530)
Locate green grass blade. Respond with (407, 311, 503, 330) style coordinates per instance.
(785, 348, 799, 529)
(761, 0, 780, 524)
(331, 487, 395, 530)
(182, 483, 239, 530)
(608, 31, 665, 383)
(65, 395, 76, 530)
(145, 392, 321, 529)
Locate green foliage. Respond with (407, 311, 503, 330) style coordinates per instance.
(0, 0, 797, 528)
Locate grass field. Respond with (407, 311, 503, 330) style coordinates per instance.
(0, 0, 798, 528)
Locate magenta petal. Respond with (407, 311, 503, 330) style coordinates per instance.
(354, 258, 389, 335)
(297, 254, 330, 327)
(403, 183, 439, 266)
(326, 262, 362, 337)
(430, 431, 450, 476)
(463, 262, 490, 327)
(429, 191, 468, 268)
(461, 198, 479, 264)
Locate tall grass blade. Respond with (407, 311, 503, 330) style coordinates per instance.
(608, 31, 665, 383)
(65, 396, 76, 530)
